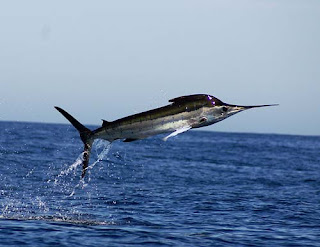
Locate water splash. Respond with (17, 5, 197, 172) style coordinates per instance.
(89, 139, 113, 175)
(68, 140, 112, 197)
(47, 139, 112, 197)
(1, 196, 49, 219)
(53, 152, 85, 184)
(0, 140, 114, 221)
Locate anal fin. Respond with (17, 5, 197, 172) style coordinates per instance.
(163, 126, 191, 141)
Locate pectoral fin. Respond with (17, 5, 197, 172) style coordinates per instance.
(163, 126, 192, 141)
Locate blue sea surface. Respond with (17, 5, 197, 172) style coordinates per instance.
(0, 121, 319, 246)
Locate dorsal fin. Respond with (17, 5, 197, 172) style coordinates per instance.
(169, 94, 224, 106)
(169, 94, 208, 103)
(102, 119, 111, 127)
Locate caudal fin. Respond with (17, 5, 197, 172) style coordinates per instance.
(55, 106, 93, 178)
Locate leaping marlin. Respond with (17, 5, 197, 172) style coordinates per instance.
(55, 94, 277, 178)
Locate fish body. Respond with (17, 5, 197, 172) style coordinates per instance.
(55, 94, 277, 177)
(92, 95, 215, 142)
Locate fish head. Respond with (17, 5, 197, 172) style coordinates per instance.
(203, 95, 278, 125)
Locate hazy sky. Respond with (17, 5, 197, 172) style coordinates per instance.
(1, 0, 319, 136)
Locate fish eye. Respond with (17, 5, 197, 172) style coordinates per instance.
(222, 106, 228, 112)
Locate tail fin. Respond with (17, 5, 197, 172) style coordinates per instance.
(55, 106, 93, 178)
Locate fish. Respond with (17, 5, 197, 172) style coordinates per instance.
(55, 94, 277, 178)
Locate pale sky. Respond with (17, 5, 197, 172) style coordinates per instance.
(1, 0, 319, 136)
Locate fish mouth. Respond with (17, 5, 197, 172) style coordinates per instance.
(225, 103, 279, 113)
(232, 104, 279, 110)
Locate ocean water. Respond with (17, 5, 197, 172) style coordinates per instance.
(0, 121, 319, 247)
